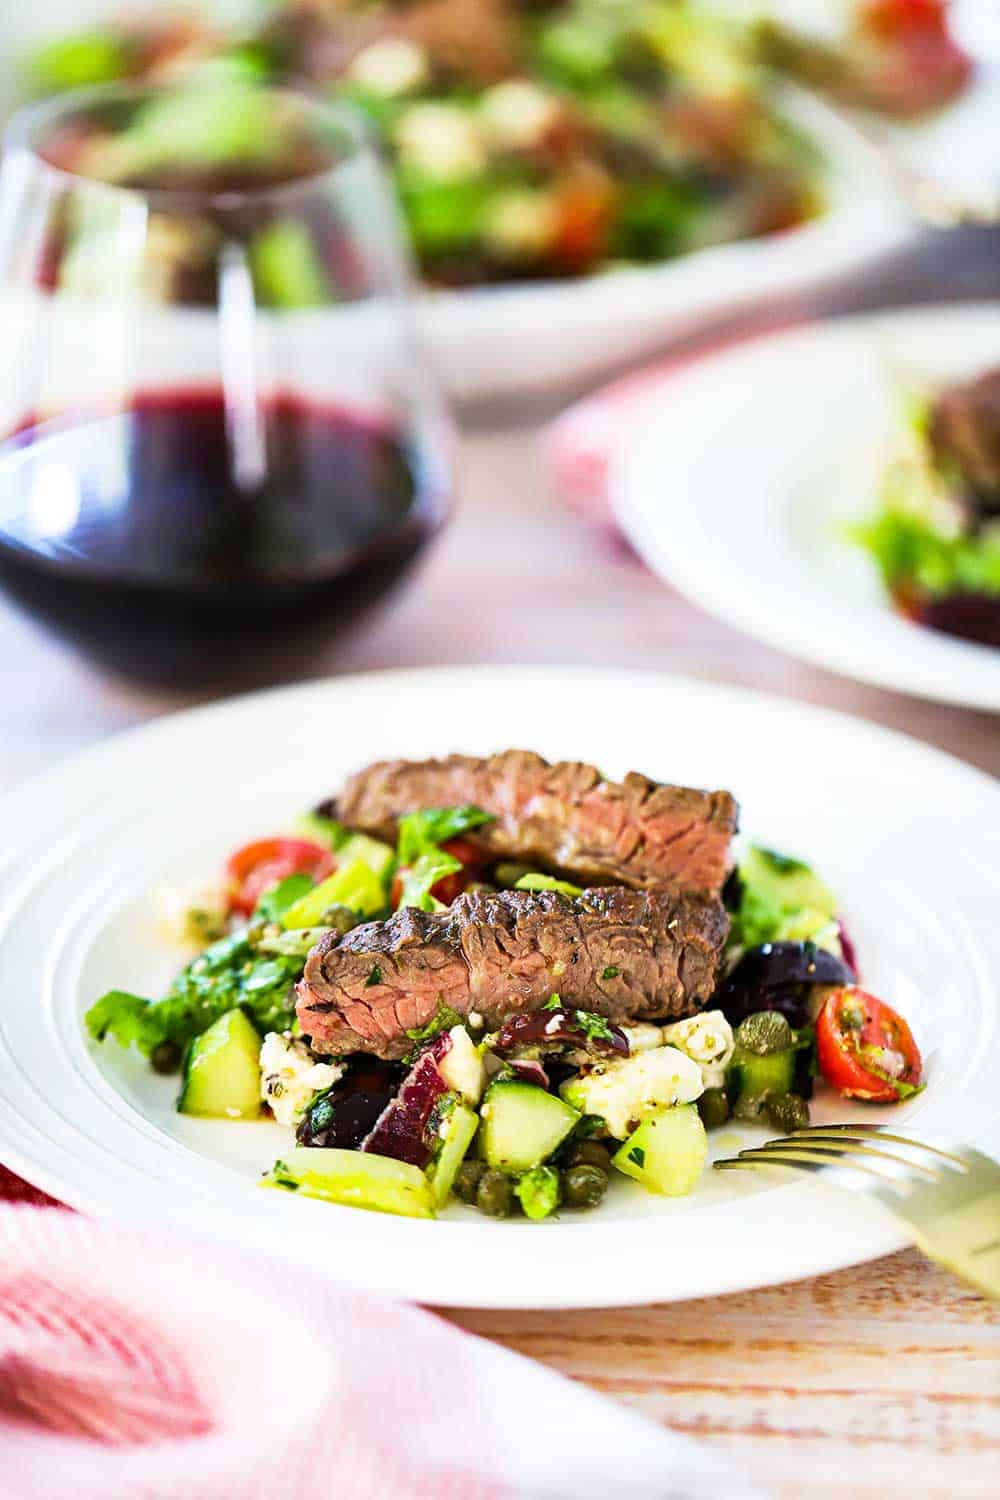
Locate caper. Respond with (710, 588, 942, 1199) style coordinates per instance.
(320, 904, 361, 936)
(766, 1093, 810, 1134)
(150, 1040, 182, 1075)
(697, 1088, 730, 1130)
(476, 1169, 514, 1217)
(732, 1089, 768, 1121)
(735, 1010, 793, 1056)
(453, 1160, 486, 1204)
(562, 1164, 609, 1209)
(567, 1139, 612, 1172)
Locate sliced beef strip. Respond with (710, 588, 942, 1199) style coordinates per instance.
(326, 750, 738, 895)
(928, 368, 1000, 513)
(297, 885, 729, 1060)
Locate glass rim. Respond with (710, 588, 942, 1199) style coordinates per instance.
(3, 80, 378, 212)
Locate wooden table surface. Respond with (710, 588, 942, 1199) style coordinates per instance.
(1, 226, 998, 1496)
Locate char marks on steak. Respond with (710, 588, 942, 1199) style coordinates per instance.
(329, 750, 738, 895)
(297, 886, 729, 1060)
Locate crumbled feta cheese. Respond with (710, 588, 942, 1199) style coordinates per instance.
(480, 79, 561, 151)
(349, 38, 428, 96)
(562, 1047, 703, 1140)
(259, 1032, 344, 1129)
(438, 1025, 486, 1105)
(155, 875, 227, 948)
(662, 1011, 735, 1090)
(468, 1012, 484, 1029)
(483, 189, 557, 262)
(396, 103, 486, 179)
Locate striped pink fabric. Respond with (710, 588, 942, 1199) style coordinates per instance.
(0, 1198, 766, 1500)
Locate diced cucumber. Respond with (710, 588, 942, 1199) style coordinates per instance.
(479, 1079, 580, 1173)
(515, 1165, 561, 1221)
(728, 1044, 796, 1108)
(177, 1007, 262, 1119)
(612, 1105, 707, 1196)
(280, 856, 387, 928)
(740, 846, 837, 921)
(427, 1104, 479, 1207)
(261, 1146, 435, 1218)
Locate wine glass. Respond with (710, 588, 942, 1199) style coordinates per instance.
(0, 79, 454, 682)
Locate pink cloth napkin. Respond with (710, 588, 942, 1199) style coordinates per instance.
(0, 1200, 766, 1500)
(542, 322, 802, 527)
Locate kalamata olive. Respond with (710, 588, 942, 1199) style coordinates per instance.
(566, 1139, 612, 1172)
(453, 1160, 486, 1204)
(476, 1169, 514, 1218)
(918, 592, 1000, 649)
(491, 1008, 629, 1058)
(717, 941, 855, 1029)
(766, 1093, 810, 1134)
(296, 1058, 404, 1149)
(697, 1088, 730, 1130)
(563, 1164, 609, 1209)
(150, 1040, 182, 1074)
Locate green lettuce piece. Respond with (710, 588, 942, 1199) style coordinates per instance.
(84, 990, 151, 1049)
(397, 850, 462, 912)
(255, 872, 315, 923)
(405, 1003, 463, 1043)
(27, 32, 129, 95)
(397, 806, 493, 865)
(514, 873, 584, 897)
(852, 509, 1000, 600)
(280, 857, 387, 929)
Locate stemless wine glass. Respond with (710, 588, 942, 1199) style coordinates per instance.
(0, 80, 454, 681)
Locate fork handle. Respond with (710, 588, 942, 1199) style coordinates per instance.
(910, 1189, 1000, 1301)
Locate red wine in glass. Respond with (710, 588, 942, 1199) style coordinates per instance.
(0, 81, 453, 680)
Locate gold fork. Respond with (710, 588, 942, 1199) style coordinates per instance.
(714, 1123, 1000, 1300)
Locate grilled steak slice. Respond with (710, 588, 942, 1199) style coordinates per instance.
(297, 886, 729, 1060)
(928, 369, 1000, 512)
(328, 750, 738, 895)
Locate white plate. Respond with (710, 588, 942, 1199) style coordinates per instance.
(612, 304, 1000, 712)
(1, 666, 998, 1308)
(1, 0, 910, 399)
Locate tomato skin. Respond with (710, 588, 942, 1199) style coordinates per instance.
(816, 987, 922, 1102)
(390, 836, 485, 910)
(226, 837, 334, 917)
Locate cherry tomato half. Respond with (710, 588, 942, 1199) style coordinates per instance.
(226, 837, 334, 917)
(390, 837, 485, 910)
(816, 987, 922, 1102)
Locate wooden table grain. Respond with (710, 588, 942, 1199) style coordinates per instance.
(1, 225, 998, 1496)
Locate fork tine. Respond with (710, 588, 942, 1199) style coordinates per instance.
(714, 1147, 889, 1191)
(743, 1134, 947, 1182)
(790, 1124, 969, 1171)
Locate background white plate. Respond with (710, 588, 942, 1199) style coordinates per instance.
(612, 303, 1000, 713)
(0, 1, 912, 398)
(0, 666, 998, 1308)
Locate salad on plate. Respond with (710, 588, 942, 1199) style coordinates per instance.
(854, 364, 1000, 649)
(87, 750, 924, 1222)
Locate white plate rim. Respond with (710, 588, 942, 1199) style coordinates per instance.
(1, 664, 997, 1309)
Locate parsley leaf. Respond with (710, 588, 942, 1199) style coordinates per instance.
(513, 872, 583, 897)
(542, 993, 563, 1011)
(601, 965, 620, 980)
(397, 806, 493, 865)
(405, 1002, 462, 1043)
(365, 963, 383, 988)
(573, 1009, 616, 1043)
(627, 1145, 646, 1168)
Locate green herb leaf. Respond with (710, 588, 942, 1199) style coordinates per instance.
(754, 847, 809, 876)
(600, 965, 620, 980)
(573, 1010, 616, 1044)
(397, 850, 462, 913)
(627, 1145, 646, 1168)
(84, 990, 151, 1048)
(365, 964, 383, 988)
(542, 993, 563, 1011)
(405, 1003, 463, 1044)
(397, 805, 493, 866)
